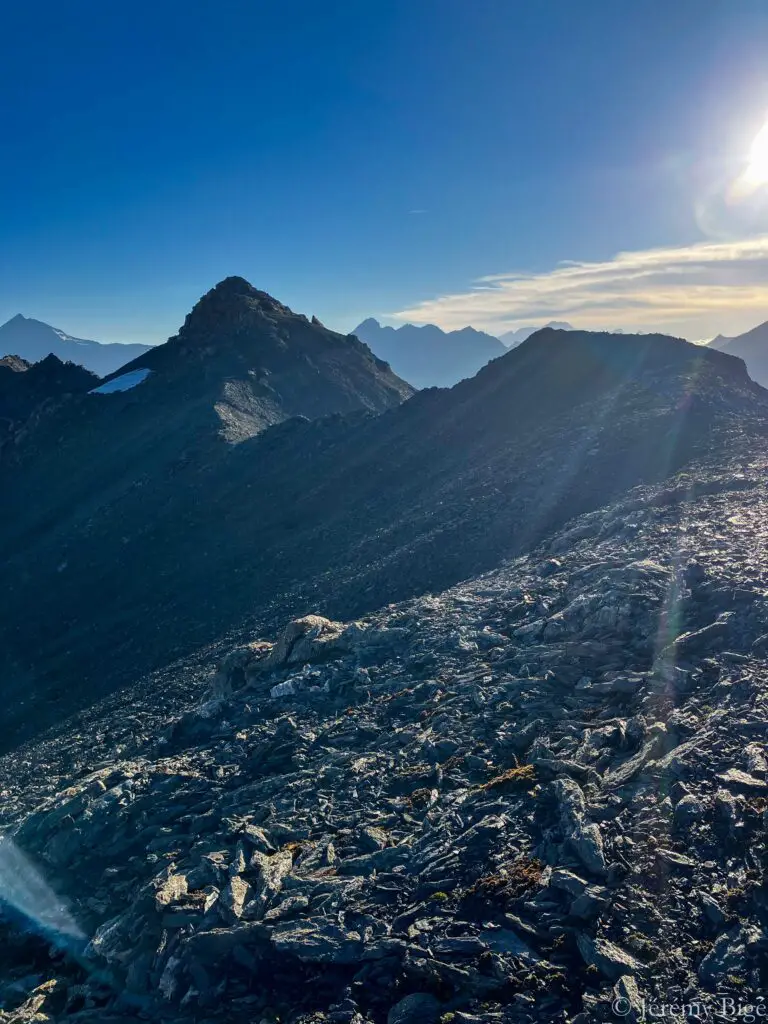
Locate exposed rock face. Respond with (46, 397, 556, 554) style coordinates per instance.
(107, 277, 415, 440)
(1, 461, 768, 1022)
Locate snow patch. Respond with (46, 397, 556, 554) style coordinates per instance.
(90, 368, 152, 394)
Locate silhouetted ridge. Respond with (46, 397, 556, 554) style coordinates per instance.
(463, 327, 754, 399)
(0, 353, 98, 447)
(709, 318, 768, 388)
(353, 316, 505, 387)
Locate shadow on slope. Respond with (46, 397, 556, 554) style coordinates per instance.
(0, 328, 765, 751)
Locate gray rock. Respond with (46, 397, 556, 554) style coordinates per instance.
(673, 794, 705, 827)
(270, 917, 364, 964)
(576, 933, 644, 981)
(613, 974, 643, 1024)
(716, 767, 767, 791)
(698, 926, 749, 985)
(387, 993, 441, 1024)
(700, 893, 726, 927)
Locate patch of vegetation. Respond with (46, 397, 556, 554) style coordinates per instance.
(409, 787, 434, 808)
(466, 856, 543, 903)
(478, 764, 536, 791)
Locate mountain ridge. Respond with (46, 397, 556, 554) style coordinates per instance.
(352, 317, 506, 388)
(0, 352, 98, 450)
(498, 319, 574, 347)
(0, 313, 761, 748)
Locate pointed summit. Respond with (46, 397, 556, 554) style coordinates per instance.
(91, 276, 414, 442)
(178, 277, 292, 342)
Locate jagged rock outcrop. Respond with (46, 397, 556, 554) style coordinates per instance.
(0, 353, 98, 450)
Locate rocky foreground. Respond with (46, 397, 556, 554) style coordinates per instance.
(2, 453, 768, 1023)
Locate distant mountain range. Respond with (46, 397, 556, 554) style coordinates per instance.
(498, 320, 574, 348)
(709, 319, 768, 387)
(0, 314, 151, 376)
(352, 318, 506, 388)
(352, 317, 577, 388)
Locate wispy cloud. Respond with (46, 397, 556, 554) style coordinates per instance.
(394, 236, 768, 339)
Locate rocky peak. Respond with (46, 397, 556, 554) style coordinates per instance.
(175, 277, 294, 346)
(0, 354, 30, 373)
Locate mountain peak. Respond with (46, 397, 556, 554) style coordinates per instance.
(176, 277, 294, 344)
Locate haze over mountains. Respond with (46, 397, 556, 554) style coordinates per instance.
(498, 320, 574, 348)
(12, 301, 768, 398)
(709, 319, 768, 387)
(352, 318, 507, 388)
(0, 313, 151, 376)
(352, 318, 579, 388)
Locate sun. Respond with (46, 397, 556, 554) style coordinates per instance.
(729, 114, 768, 201)
(744, 115, 768, 187)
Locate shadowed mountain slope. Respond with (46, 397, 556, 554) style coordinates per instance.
(0, 353, 98, 448)
(100, 277, 414, 442)
(0, 324, 764, 748)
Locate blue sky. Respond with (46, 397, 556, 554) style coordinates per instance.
(1, 0, 768, 344)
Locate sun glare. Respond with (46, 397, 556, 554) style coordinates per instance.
(744, 115, 768, 186)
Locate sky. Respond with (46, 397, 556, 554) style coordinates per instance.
(1, 0, 768, 345)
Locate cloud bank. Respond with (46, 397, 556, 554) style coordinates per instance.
(394, 236, 768, 340)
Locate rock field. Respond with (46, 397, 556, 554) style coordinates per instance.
(1, 448, 767, 1022)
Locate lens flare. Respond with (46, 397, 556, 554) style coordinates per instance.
(0, 836, 84, 946)
(730, 114, 768, 200)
